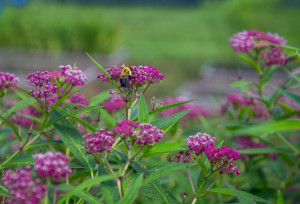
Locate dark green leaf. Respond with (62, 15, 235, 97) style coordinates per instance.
(276, 87, 300, 107)
(262, 66, 280, 85)
(142, 141, 186, 158)
(0, 115, 21, 143)
(49, 90, 79, 112)
(239, 55, 260, 73)
(58, 175, 116, 204)
(117, 174, 143, 204)
(277, 190, 284, 204)
(150, 110, 189, 129)
(90, 90, 110, 106)
(138, 93, 149, 123)
(5, 97, 35, 118)
(25, 140, 63, 150)
(238, 147, 290, 154)
(3, 153, 34, 168)
(100, 108, 116, 127)
(149, 99, 198, 115)
(50, 110, 92, 169)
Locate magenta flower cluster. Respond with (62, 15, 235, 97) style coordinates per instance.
(26, 71, 59, 99)
(221, 93, 268, 118)
(1, 165, 47, 204)
(230, 29, 289, 66)
(160, 97, 210, 120)
(104, 95, 125, 113)
(170, 132, 240, 175)
(136, 123, 165, 146)
(114, 120, 139, 139)
(186, 132, 217, 155)
(234, 136, 277, 160)
(83, 129, 115, 153)
(27, 65, 87, 99)
(59, 65, 87, 86)
(97, 65, 164, 85)
(0, 72, 19, 89)
(33, 152, 72, 181)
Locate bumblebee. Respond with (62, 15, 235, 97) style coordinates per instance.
(111, 67, 134, 88)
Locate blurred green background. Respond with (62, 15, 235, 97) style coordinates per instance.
(0, 0, 299, 96)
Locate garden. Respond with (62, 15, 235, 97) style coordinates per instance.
(0, 0, 300, 204)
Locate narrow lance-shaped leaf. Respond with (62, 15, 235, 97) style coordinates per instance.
(0, 115, 21, 143)
(150, 110, 190, 129)
(0, 128, 13, 142)
(4, 97, 35, 118)
(86, 52, 121, 91)
(138, 93, 149, 123)
(117, 174, 143, 204)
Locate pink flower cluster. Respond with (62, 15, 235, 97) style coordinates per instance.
(27, 65, 87, 99)
(186, 132, 217, 155)
(1, 165, 47, 204)
(83, 129, 115, 153)
(221, 93, 268, 118)
(97, 65, 164, 85)
(160, 97, 210, 120)
(230, 29, 289, 66)
(33, 152, 72, 182)
(170, 132, 240, 175)
(234, 136, 277, 160)
(169, 151, 194, 163)
(114, 120, 139, 139)
(59, 65, 87, 86)
(104, 95, 125, 113)
(26, 71, 59, 99)
(0, 72, 19, 89)
(136, 123, 165, 146)
(278, 96, 299, 113)
(15, 106, 41, 127)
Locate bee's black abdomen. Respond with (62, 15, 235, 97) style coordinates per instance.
(120, 78, 130, 88)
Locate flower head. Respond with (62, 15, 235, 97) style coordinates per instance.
(59, 65, 87, 86)
(0, 72, 19, 90)
(67, 93, 90, 108)
(114, 120, 139, 139)
(83, 129, 115, 153)
(136, 123, 165, 146)
(169, 151, 194, 163)
(186, 132, 217, 155)
(1, 165, 47, 204)
(33, 152, 72, 182)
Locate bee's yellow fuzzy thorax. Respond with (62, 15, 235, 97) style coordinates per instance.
(122, 67, 132, 76)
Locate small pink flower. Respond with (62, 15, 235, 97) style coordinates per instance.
(0, 72, 19, 89)
(115, 120, 139, 139)
(83, 129, 115, 153)
(136, 123, 165, 146)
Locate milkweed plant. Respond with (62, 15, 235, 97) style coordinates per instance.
(0, 29, 299, 204)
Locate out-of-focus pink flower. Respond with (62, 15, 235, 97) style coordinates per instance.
(33, 152, 72, 182)
(160, 97, 210, 121)
(67, 93, 90, 108)
(0, 72, 19, 89)
(104, 95, 125, 113)
(1, 165, 48, 204)
(234, 136, 277, 160)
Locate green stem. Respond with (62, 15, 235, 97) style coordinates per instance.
(0, 149, 21, 169)
(191, 197, 197, 204)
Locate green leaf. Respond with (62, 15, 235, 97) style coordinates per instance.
(57, 184, 103, 204)
(100, 108, 116, 127)
(238, 147, 290, 154)
(204, 188, 271, 203)
(138, 93, 149, 123)
(25, 140, 63, 150)
(87, 52, 121, 91)
(8, 82, 44, 107)
(139, 181, 172, 204)
(239, 55, 260, 73)
(142, 141, 187, 158)
(4, 97, 35, 118)
(277, 190, 284, 204)
(58, 175, 116, 204)
(3, 153, 34, 168)
(49, 90, 79, 112)
(90, 90, 110, 106)
(232, 120, 300, 136)
(276, 87, 300, 107)
(0, 128, 12, 141)
(272, 44, 300, 52)
(50, 109, 92, 169)
(262, 66, 280, 85)
(150, 110, 189, 129)
(143, 163, 195, 185)
(149, 99, 198, 115)
(0, 115, 21, 143)
(117, 174, 143, 204)
(229, 80, 253, 88)
(54, 107, 96, 132)
(192, 154, 207, 176)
